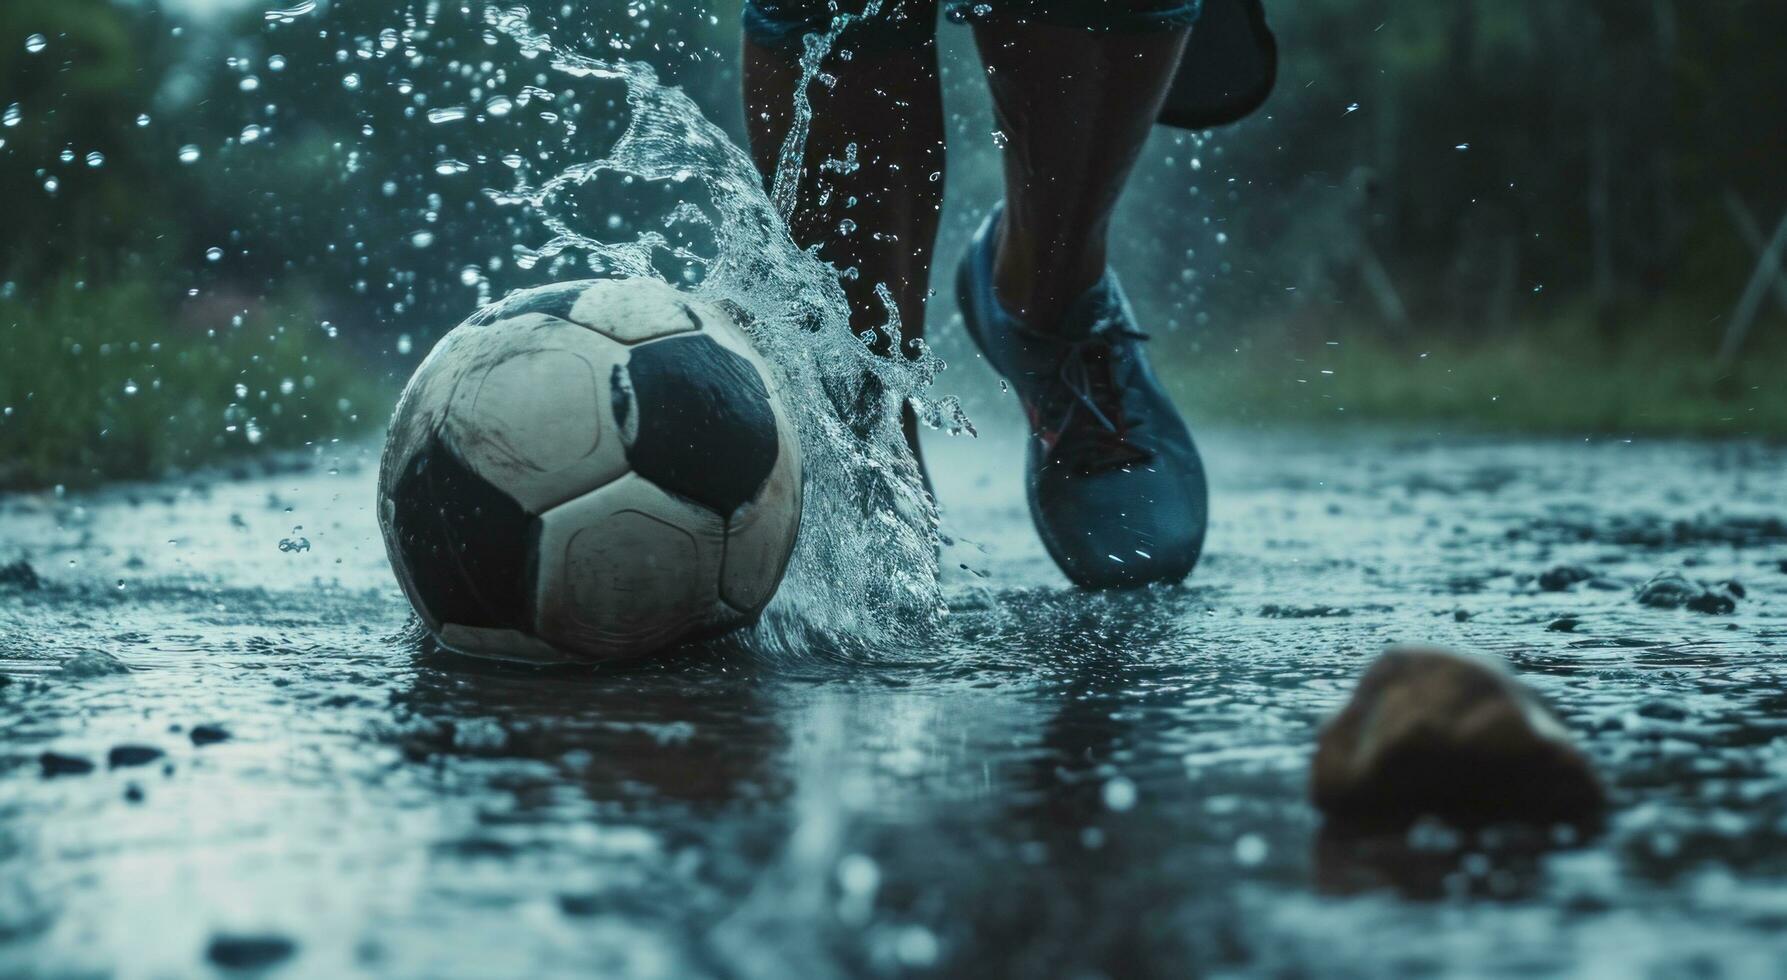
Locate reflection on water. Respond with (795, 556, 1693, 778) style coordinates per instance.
(2, 428, 1787, 976)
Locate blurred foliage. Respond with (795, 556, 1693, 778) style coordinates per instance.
(0, 275, 379, 487)
(0, 0, 1783, 489)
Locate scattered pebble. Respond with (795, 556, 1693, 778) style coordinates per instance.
(40, 751, 96, 777)
(1547, 617, 1580, 632)
(1260, 604, 1351, 619)
(108, 744, 165, 768)
(124, 783, 145, 803)
(1634, 571, 1740, 614)
(1537, 564, 1593, 592)
(206, 934, 297, 970)
(59, 649, 130, 677)
(189, 723, 232, 746)
(0, 559, 40, 590)
(1311, 646, 1604, 828)
(1452, 609, 1472, 622)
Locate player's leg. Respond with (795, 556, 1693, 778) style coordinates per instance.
(972, 19, 1190, 329)
(954, 3, 1208, 588)
(742, 1, 945, 356)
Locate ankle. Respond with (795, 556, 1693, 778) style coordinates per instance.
(991, 217, 1106, 331)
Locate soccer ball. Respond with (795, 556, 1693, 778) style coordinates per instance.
(377, 277, 804, 664)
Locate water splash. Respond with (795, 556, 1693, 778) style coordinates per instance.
(483, 6, 965, 659)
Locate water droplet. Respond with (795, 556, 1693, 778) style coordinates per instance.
(135, 113, 151, 127)
(59, 147, 75, 163)
(238, 75, 260, 92)
(1345, 102, 1361, 114)
(178, 144, 201, 164)
(409, 231, 435, 248)
(42, 176, 58, 194)
(25, 34, 47, 54)
(459, 266, 482, 287)
(239, 124, 263, 143)
(85, 150, 104, 168)
(396, 334, 413, 355)
(1, 104, 17, 127)
(500, 153, 523, 169)
(267, 54, 287, 71)
(1455, 142, 1471, 151)
(1234, 833, 1269, 866)
(427, 106, 468, 125)
(234, 383, 248, 398)
(485, 95, 514, 117)
(1101, 776, 1137, 812)
(837, 218, 857, 236)
(205, 247, 224, 262)
(433, 160, 468, 176)
(990, 129, 1008, 149)
(341, 73, 361, 91)
(263, 1, 317, 23)
(122, 379, 139, 396)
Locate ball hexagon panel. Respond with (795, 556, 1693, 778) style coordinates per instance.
(385, 429, 537, 634)
(720, 396, 804, 614)
(566, 278, 705, 345)
(440, 314, 631, 514)
(532, 473, 733, 662)
(620, 333, 780, 519)
(436, 624, 571, 665)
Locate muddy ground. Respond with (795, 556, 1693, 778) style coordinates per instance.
(3, 425, 1786, 978)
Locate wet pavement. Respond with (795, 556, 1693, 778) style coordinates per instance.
(3, 425, 1787, 977)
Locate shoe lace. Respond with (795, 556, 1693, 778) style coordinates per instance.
(1044, 325, 1155, 473)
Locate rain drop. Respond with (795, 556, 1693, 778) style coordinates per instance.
(25, 34, 47, 54)
(205, 247, 224, 262)
(239, 124, 263, 143)
(238, 75, 261, 92)
(409, 231, 436, 248)
(427, 106, 468, 125)
(341, 73, 361, 91)
(2, 104, 19, 127)
(85, 150, 105, 168)
(178, 145, 201, 163)
(135, 113, 151, 128)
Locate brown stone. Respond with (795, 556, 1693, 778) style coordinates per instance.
(1311, 646, 1605, 828)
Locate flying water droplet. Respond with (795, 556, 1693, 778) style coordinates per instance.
(238, 75, 260, 92)
(25, 34, 47, 54)
(341, 73, 361, 91)
(409, 231, 435, 248)
(205, 247, 224, 262)
(267, 54, 287, 71)
(263, 1, 317, 23)
(135, 113, 151, 127)
(85, 150, 104, 168)
(2, 104, 19, 127)
(485, 95, 514, 117)
(178, 144, 201, 164)
(427, 106, 468, 125)
(433, 159, 468, 176)
(239, 124, 263, 143)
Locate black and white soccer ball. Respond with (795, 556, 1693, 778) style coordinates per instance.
(377, 277, 804, 664)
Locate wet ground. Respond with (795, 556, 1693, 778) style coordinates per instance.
(3, 424, 1787, 978)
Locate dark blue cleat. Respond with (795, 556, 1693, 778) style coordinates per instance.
(956, 207, 1208, 588)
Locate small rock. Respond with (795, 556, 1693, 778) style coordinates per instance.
(1635, 571, 1738, 614)
(1310, 646, 1605, 829)
(0, 559, 41, 590)
(41, 751, 96, 777)
(1547, 617, 1580, 632)
(1260, 604, 1351, 619)
(206, 934, 296, 970)
(124, 783, 146, 803)
(108, 744, 165, 768)
(59, 649, 131, 678)
(190, 724, 231, 745)
(1537, 564, 1593, 592)
(1452, 609, 1472, 623)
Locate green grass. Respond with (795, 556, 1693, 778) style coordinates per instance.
(0, 276, 387, 489)
(1163, 309, 1787, 438)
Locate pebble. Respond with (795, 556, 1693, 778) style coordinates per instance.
(1635, 571, 1740, 614)
(40, 751, 96, 777)
(1310, 646, 1605, 828)
(59, 649, 130, 677)
(1547, 617, 1581, 632)
(1537, 564, 1593, 592)
(190, 723, 232, 745)
(108, 744, 165, 768)
(206, 934, 296, 970)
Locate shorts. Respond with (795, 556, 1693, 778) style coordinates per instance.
(743, 0, 1204, 52)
